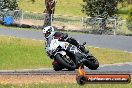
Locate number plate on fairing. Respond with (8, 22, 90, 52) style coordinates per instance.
(66, 44, 78, 54)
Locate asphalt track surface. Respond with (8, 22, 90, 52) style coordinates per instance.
(0, 62, 132, 75)
(0, 28, 132, 74)
(0, 28, 132, 52)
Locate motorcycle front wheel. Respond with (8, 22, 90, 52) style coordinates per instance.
(55, 54, 76, 70)
(85, 56, 99, 70)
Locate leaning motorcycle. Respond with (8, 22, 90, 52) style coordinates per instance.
(46, 38, 99, 71)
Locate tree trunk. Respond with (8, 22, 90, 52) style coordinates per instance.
(127, 0, 132, 4)
(99, 18, 106, 34)
(43, 0, 56, 27)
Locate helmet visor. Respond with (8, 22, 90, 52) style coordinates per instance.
(44, 31, 51, 38)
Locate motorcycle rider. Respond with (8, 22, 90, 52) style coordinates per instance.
(43, 26, 88, 53)
(43, 26, 88, 70)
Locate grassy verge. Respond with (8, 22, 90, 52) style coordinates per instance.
(88, 46, 132, 64)
(0, 83, 132, 88)
(18, 0, 84, 16)
(0, 24, 33, 30)
(0, 35, 132, 70)
(18, 0, 131, 17)
(0, 35, 52, 70)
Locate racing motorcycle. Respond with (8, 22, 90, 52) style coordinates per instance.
(46, 38, 99, 71)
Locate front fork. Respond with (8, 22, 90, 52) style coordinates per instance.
(75, 55, 87, 68)
(75, 52, 92, 68)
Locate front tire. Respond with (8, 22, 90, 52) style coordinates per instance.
(55, 54, 76, 70)
(53, 63, 63, 71)
(85, 56, 99, 70)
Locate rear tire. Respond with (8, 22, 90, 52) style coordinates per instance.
(55, 54, 76, 70)
(85, 56, 99, 70)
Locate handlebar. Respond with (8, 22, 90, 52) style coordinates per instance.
(82, 42, 86, 46)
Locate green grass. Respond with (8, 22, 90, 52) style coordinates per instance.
(18, 0, 132, 17)
(0, 35, 132, 70)
(18, 0, 85, 16)
(88, 46, 132, 64)
(0, 35, 52, 70)
(0, 83, 132, 88)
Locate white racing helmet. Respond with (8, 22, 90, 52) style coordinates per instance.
(43, 26, 55, 38)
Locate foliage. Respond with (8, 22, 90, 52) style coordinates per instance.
(127, 7, 132, 30)
(0, 0, 19, 11)
(82, 0, 119, 18)
(31, 0, 35, 3)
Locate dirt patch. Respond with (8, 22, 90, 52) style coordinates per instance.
(15, 19, 44, 26)
(0, 75, 76, 85)
(14, 19, 83, 30)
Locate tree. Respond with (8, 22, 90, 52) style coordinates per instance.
(0, 0, 18, 11)
(43, 0, 57, 27)
(82, 0, 120, 32)
(82, 0, 119, 18)
(0, 0, 19, 22)
(127, 7, 132, 30)
(30, 0, 57, 27)
(127, 0, 132, 4)
(31, 0, 57, 26)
